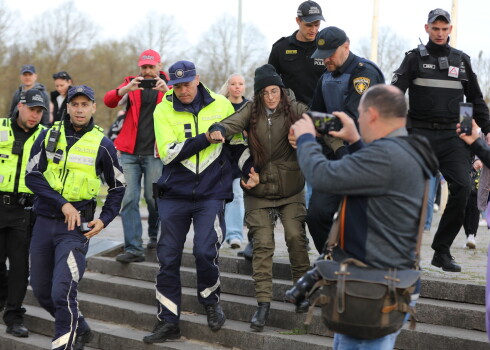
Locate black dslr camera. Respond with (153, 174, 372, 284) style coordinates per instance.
(284, 267, 322, 307)
(307, 111, 342, 134)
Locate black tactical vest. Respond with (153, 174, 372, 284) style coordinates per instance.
(409, 48, 467, 123)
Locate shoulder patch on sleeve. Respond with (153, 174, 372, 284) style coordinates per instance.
(353, 77, 371, 95)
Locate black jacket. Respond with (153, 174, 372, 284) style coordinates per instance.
(50, 88, 71, 124)
(392, 40, 490, 133)
(268, 31, 325, 106)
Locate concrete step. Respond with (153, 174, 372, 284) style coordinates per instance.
(420, 278, 485, 305)
(416, 297, 486, 332)
(86, 257, 486, 332)
(73, 272, 329, 337)
(13, 303, 238, 350)
(396, 322, 489, 350)
(139, 250, 488, 306)
(0, 323, 98, 350)
(86, 256, 293, 303)
(21, 277, 489, 350)
(23, 290, 331, 350)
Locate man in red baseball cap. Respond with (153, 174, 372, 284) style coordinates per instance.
(104, 50, 170, 263)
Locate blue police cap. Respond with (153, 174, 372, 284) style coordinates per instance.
(67, 85, 95, 103)
(311, 26, 347, 59)
(168, 60, 197, 85)
(21, 64, 36, 74)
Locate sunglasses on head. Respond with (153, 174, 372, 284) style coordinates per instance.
(52, 72, 71, 80)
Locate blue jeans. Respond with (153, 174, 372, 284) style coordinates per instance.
(305, 182, 312, 209)
(224, 178, 244, 243)
(120, 152, 163, 256)
(333, 331, 400, 350)
(424, 175, 439, 230)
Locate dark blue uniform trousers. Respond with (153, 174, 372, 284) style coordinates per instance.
(155, 199, 225, 324)
(30, 216, 90, 350)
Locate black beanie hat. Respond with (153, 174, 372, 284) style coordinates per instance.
(254, 64, 285, 95)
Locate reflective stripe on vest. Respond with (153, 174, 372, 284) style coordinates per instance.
(408, 48, 466, 120)
(412, 78, 463, 89)
(44, 122, 104, 201)
(0, 118, 45, 193)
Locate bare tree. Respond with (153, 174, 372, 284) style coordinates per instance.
(28, 0, 98, 68)
(358, 26, 410, 81)
(473, 51, 490, 106)
(125, 13, 188, 68)
(193, 15, 268, 93)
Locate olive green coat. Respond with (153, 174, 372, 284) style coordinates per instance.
(217, 91, 308, 210)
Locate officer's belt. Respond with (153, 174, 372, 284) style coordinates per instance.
(0, 192, 34, 206)
(410, 120, 458, 130)
(413, 78, 463, 90)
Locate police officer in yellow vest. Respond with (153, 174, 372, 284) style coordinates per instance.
(25, 85, 126, 350)
(0, 89, 46, 337)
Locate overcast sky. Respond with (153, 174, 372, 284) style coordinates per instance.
(5, 0, 490, 59)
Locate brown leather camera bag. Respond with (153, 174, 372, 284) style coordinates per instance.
(305, 181, 428, 339)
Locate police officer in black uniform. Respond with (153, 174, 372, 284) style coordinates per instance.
(305, 26, 385, 253)
(0, 89, 47, 337)
(392, 8, 490, 272)
(268, 0, 325, 106)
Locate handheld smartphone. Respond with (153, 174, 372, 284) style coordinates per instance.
(139, 79, 157, 89)
(79, 222, 91, 233)
(459, 102, 473, 135)
(306, 111, 342, 134)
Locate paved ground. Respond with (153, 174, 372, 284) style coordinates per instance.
(96, 205, 489, 285)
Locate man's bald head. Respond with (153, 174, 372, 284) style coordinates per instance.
(360, 85, 407, 119)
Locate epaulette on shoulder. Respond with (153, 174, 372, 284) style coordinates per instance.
(166, 94, 173, 102)
(405, 49, 416, 56)
(94, 125, 104, 133)
(272, 36, 287, 47)
(2, 118, 10, 127)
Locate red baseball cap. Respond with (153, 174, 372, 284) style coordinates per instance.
(138, 49, 161, 66)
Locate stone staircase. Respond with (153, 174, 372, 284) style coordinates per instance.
(0, 245, 487, 349)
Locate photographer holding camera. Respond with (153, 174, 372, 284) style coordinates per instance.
(290, 84, 438, 349)
(104, 49, 169, 263)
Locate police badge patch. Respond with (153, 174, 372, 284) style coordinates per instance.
(353, 77, 370, 95)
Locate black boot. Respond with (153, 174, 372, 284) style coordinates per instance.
(431, 252, 461, 272)
(73, 328, 94, 350)
(237, 241, 253, 261)
(295, 298, 310, 313)
(250, 302, 270, 332)
(143, 320, 180, 343)
(6, 323, 28, 337)
(204, 303, 226, 331)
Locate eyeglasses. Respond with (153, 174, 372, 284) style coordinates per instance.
(52, 71, 71, 80)
(261, 89, 280, 98)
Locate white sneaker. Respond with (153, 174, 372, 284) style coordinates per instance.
(229, 238, 242, 250)
(466, 234, 476, 249)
